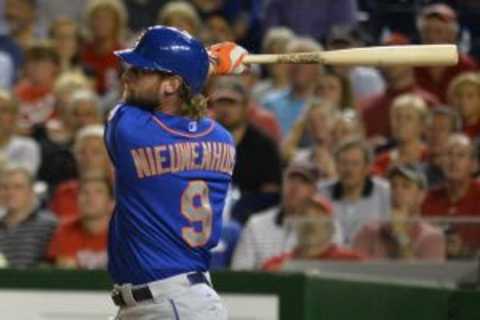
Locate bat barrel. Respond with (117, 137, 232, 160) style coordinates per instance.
(243, 44, 459, 67)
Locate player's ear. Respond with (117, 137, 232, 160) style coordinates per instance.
(162, 76, 182, 95)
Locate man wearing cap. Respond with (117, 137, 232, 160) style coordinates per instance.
(105, 26, 248, 319)
(262, 193, 362, 271)
(209, 76, 283, 225)
(414, 3, 477, 103)
(231, 160, 319, 270)
(352, 164, 445, 261)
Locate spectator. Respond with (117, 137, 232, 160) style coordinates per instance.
(0, 89, 40, 175)
(331, 110, 365, 148)
(81, 0, 127, 95)
(447, 72, 480, 140)
(64, 89, 102, 134)
(0, 166, 57, 268)
(325, 25, 386, 102)
(36, 72, 93, 190)
(422, 134, 480, 257)
(14, 43, 60, 134)
(252, 27, 294, 102)
(48, 17, 84, 73)
(0, 0, 45, 77)
(414, 4, 477, 103)
(283, 98, 337, 180)
(49, 176, 112, 269)
(371, 94, 429, 176)
(423, 107, 461, 187)
(314, 68, 354, 110)
(39, 0, 87, 26)
(262, 194, 362, 271)
(157, 1, 202, 37)
(264, 0, 357, 42)
(231, 160, 318, 270)
(361, 33, 439, 143)
(49, 125, 110, 221)
(122, 0, 168, 32)
(353, 165, 445, 261)
(318, 138, 391, 245)
(262, 37, 322, 137)
(209, 77, 282, 224)
(239, 66, 282, 142)
(203, 14, 235, 44)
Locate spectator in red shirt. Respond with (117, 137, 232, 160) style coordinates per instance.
(262, 194, 362, 271)
(447, 72, 480, 140)
(372, 94, 429, 176)
(414, 4, 477, 103)
(14, 43, 60, 133)
(422, 134, 480, 257)
(81, 0, 127, 95)
(49, 125, 111, 221)
(353, 165, 445, 261)
(361, 33, 439, 144)
(49, 176, 112, 269)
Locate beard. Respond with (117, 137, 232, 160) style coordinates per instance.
(124, 88, 160, 110)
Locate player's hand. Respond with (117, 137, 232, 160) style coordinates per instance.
(208, 42, 248, 75)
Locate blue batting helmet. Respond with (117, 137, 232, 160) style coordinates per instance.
(114, 26, 209, 95)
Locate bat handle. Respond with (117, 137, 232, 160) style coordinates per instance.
(243, 52, 324, 64)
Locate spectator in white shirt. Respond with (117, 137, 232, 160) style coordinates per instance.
(231, 160, 318, 270)
(0, 89, 40, 175)
(318, 138, 391, 245)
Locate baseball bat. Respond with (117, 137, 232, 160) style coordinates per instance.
(243, 44, 458, 66)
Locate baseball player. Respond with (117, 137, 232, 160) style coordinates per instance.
(105, 26, 247, 319)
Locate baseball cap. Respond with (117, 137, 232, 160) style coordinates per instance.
(387, 164, 427, 189)
(420, 4, 457, 23)
(285, 160, 319, 184)
(210, 77, 247, 103)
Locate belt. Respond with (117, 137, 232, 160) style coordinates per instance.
(111, 272, 211, 307)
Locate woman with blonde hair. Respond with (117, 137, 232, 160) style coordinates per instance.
(448, 72, 480, 140)
(157, 1, 202, 36)
(371, 93, 429, 176)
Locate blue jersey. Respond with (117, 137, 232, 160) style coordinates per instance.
(105, 103, 235, 285)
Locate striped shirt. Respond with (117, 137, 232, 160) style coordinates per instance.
(0, 209, 57, 268)
(231, 207, 297, 270)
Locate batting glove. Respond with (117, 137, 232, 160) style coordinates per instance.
(208, 42, 248, 75)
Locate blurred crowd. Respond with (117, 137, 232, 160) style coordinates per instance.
(1, 0, 480, 271)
